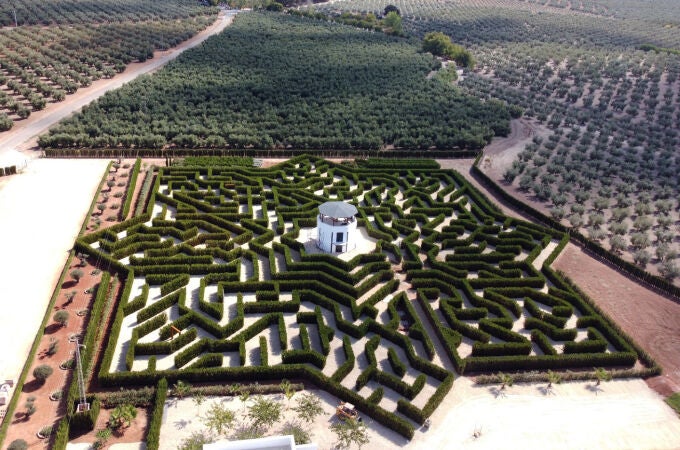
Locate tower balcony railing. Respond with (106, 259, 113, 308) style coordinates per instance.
(318, 215, 355, 227)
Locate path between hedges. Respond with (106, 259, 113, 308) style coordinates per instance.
(0, 9, 238, 159)
(438, 158, 680, 396)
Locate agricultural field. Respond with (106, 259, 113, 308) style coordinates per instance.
(38, 12, 513, 150)
(0, 1, 217, 131)
(0, 0, 213, 26)
(69, 156, 650, 441)
(311, 0, 680, 285)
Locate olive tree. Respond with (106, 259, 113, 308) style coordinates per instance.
(609, 235, 626, 254)
(659, 261, 680, 281)
(330, 418, 370, 450)
(53, 310, 69, 327)
(247, 396, 282, 431)
(633, 249, 651, 267)
(203, 402, 235, 436)
(33, 365, 53, 384)
(292, 392, 324, 424)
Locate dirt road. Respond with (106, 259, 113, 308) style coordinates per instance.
(0, 10, 238, 158)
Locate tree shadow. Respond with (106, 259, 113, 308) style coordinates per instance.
(22, 379, 43, 393)
(585, 383, 603, 395)
(111, 426, 128, 438)
(11, 411, 30, 424)
(488, 387, 506, 399)
(174, 418, 191, 430)
(537, 385, 555, 396)
(44, 323, 61, 334)
(61, 280, 77, 289)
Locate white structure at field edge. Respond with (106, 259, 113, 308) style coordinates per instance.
(316, 201, 358, 254)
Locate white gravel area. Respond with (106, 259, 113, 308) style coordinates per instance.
(0, 159, 109, 381)
(159, 378, 680, 450)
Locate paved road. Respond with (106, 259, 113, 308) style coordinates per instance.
(0, 10, 238, 159)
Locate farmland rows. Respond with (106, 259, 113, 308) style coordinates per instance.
(0, 16, 215, 130)
(38, 12, 512, 150)
(312, 0, 680, 284)
(0, 0, 216, 27)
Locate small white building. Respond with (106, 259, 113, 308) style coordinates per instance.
(204, 435, 317, 450)
(316, 201, 358, 254)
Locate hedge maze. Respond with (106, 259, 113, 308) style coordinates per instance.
(78, 156, 639, 439)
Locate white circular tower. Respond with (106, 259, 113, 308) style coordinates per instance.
(317, 201, 358, 254)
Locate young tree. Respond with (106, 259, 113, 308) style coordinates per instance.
(547, 370, 561, 389)
(108, 404, 137, 429)
(203, 402, 235, 436)
(331, 418, 370, 450)
(282, 422, 311, 445)
(64, 290, 77, 304)
(94, 428, 112, 449)
(382, 11, 403, 35)
(292, 392, 324, 424)
(70, 269, 84, 284)
(77, 252, 89, 267)
(498, 372, 513, 390)
(173, 380, 191, 399)
(177, 431, 214, 450)
(247, 396, 282, 431)
(279, 380, 296, 409)
(239, 389, 251, 412)
(53, 310, 69, 327)
(193, 393, 206, 415)
(594, 367, 612, 386)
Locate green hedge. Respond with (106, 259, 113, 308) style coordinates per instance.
(69, 396, 101, 435)
(465, 351, 636, 372)
(124, 283, 149, 315)
(387, 347, 406, 378)
(146, 378, 167, 450)
(121, 158, 142, 218)
(137, 290, 184, 322)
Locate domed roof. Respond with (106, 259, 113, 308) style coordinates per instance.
(318, 201, 358, 218)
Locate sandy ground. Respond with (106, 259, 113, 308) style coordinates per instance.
(0, 10, 237, 158)
(554, 243, 680, 395)
(154, 378, 680, 450)
(0, 159, 109, 382)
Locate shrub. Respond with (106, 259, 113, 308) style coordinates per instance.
(33, 364, 53, 383)
(54, 310, 70, 327)
(7, 439, 28, 450)
(70, 269, 84, 283)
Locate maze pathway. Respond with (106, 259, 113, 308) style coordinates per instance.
(78, 156, 640, 438)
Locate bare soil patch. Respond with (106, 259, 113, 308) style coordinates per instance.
(553, 244, 680, 395)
